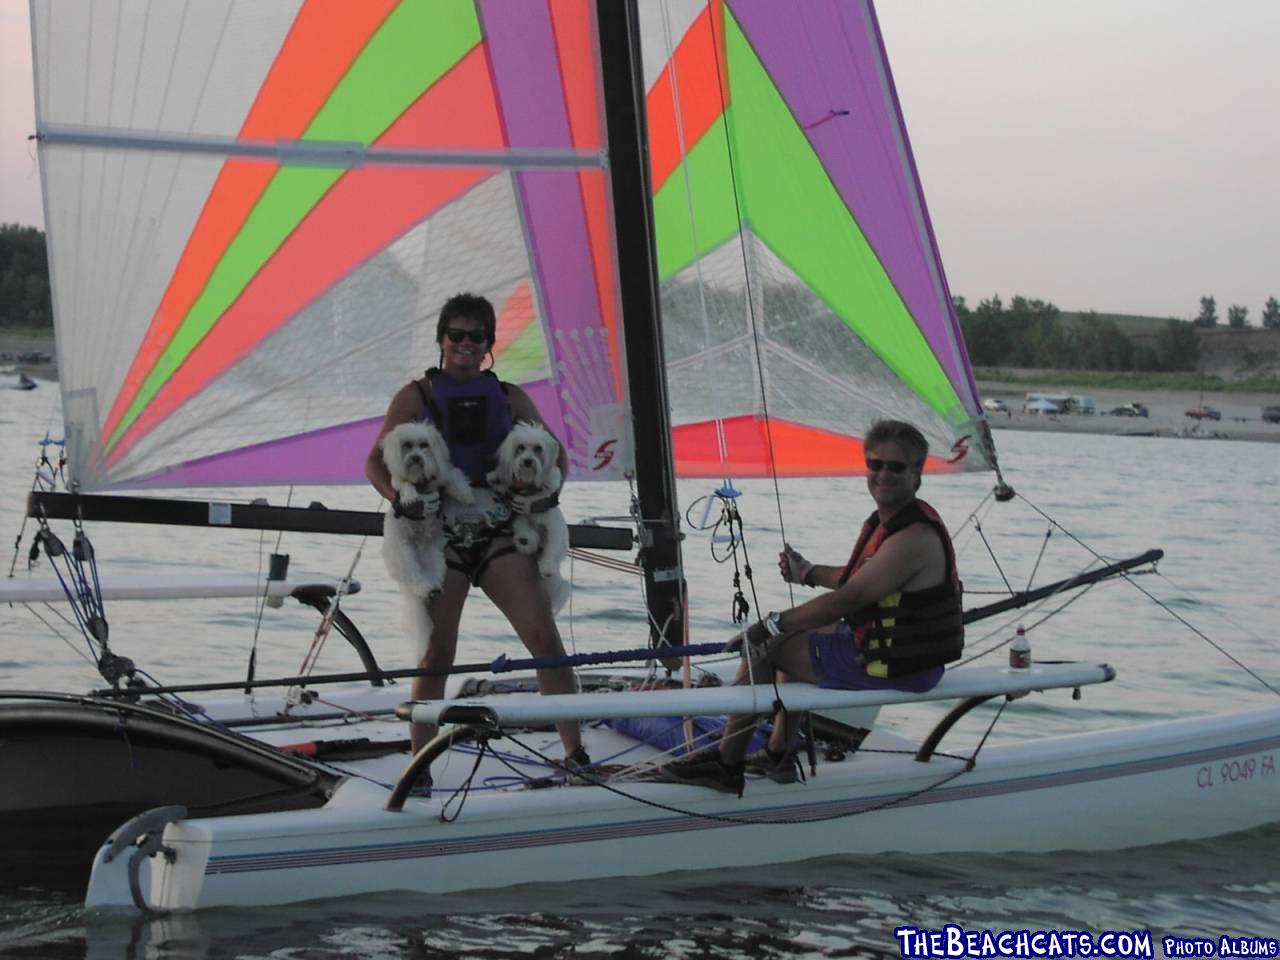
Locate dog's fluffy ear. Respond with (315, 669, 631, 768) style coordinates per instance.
(417, 422, 447, 476)
(380, 426, 407, 485)
(537, 430, 560, 493)
(538, 434, 557, 472)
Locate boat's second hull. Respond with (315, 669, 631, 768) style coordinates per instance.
(92, 707, 1280, 911)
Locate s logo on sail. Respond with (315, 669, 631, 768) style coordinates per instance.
(593, 439, 617, 471)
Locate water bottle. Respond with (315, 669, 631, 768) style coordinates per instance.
(1009, 624, 1031, 670)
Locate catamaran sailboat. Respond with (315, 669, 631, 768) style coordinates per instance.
(5, 0, 1278, 913)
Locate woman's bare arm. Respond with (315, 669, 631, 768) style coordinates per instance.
(365, 383, 421, 502)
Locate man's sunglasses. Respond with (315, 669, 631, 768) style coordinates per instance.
(865, 458, 911, 474)
(445, 328, 489, 345)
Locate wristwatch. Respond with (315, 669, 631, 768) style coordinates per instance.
(764, 611, 784, 637)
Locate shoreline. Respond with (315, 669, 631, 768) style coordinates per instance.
(978, 380, 1280, 444)
(4, 333, 1277, 443)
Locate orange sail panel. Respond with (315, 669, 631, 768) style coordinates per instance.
(106, 46, 503, 468)
(98, 0, 398, 449)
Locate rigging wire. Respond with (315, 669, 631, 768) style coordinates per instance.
(701, 2, 793, 564)
(1128, 573, 1279, 697)
(15, 603, 99, 668)
(954, 582, 1101, 668)
(247, 486, 295, 690)
(657, 0, 729, 468)
(292, 534, 366, 689)
(1009, 491, 1279, 697)
(8, 432, 66, 577)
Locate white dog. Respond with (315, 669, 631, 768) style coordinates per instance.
(381, 422, 474, 646)
(486, 421, 570, 612)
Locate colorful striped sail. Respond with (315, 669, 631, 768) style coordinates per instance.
(33, 0, 988, 491)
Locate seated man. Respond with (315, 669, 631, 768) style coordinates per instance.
(663, 419, 964, 794)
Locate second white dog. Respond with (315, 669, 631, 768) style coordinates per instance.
(487, 421, 570, 612)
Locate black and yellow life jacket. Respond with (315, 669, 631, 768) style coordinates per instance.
(837, 499, 964, 678)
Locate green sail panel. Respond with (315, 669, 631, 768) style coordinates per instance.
(105, 0, 482, 450)
(654, 9, 964, 425)
(494, 316, 551, 385)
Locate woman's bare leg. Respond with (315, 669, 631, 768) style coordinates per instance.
(480, 549, 582, 757)
(408, 570, 469, 754)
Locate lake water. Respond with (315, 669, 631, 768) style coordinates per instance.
(2, 383, 1278, 958)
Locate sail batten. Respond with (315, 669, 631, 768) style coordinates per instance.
(37, 126, 607, 169)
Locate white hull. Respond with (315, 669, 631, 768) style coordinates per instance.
(90, 703, 1280, 912)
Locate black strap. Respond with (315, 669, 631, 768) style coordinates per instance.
(414, 376, 442, 425)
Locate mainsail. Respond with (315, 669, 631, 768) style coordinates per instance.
(33, 0, 988, 491)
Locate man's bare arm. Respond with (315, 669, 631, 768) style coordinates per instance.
(778, 525, 939, 633)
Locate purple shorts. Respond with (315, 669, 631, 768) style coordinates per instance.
(808, 623, 944, 692)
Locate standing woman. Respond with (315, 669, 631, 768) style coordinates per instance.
(365, 293, 585, 767)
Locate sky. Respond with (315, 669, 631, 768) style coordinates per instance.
(1, 0, 1276, 321)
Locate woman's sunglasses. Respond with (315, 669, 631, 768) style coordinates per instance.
(865, 458, 910, 474)
(445, 328, 489, 345)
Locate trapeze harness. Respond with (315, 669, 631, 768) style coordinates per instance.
(837, 499, 964, 679)
(414, 368, 516, 586)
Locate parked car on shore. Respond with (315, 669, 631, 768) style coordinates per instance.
(1262, 405, 1280, 424)
(983, 398, 1009, 414)
(1184, 405, 1221, 421)
(1107, 403, 1148, 418)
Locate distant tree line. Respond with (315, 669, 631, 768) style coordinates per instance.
(1195, 294, 1280, 330)
(954, 295, 1203, 372)
(0, 224, 52, 330)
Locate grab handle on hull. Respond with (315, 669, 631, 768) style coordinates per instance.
(86, 805, 187, 913)
(387, 724, 491, 812)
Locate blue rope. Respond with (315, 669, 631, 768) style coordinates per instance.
(489, 641, 726, 673)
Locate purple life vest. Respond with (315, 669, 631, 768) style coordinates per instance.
(415, 369, 511, 485)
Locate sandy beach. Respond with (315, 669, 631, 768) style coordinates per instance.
(4, 332, 1278, 443)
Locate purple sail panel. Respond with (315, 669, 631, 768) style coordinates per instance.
(477, 2, 622, 467)
(117, 419, 385, 490)
(116, 380, 564, 491)
(729, 0, 977, 406)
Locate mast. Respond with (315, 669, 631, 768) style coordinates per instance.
(595, 0, 685, 649)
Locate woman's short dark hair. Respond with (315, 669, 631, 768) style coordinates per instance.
(865, 419, 929, 467)
(436, 292, 497, 345)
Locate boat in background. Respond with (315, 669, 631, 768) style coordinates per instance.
(6, 0, 1279, 912)
(1, 369, 38, 390)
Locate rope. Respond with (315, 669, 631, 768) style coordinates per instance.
(439, 740, 489, 823)
(502, 730, 984, 828)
